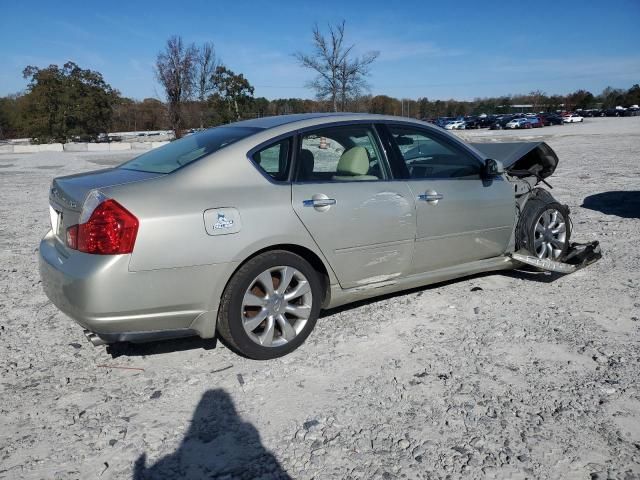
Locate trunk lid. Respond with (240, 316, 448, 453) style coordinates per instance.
(469, 141, 559, 180)
(48, 168, 163, 239)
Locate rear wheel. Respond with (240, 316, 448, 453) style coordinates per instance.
(217, 250, 323, 359)
(517, 195, 571, 261)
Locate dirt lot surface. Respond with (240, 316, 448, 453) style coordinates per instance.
(1, 117, 639, 479)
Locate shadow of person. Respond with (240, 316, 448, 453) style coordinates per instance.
(133, 389, 291, 480)
(582, 191, 640, 219)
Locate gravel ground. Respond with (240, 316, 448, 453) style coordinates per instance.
(1, 117, 639, 479)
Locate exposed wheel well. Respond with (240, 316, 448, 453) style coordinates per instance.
(234, 244, 332, 307)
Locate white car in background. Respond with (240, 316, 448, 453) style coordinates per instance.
(444, 120, 465, 130)
(563, 114, 584, 123)
(505, 118, 531, 129)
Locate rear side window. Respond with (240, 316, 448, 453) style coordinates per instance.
(252, 138, 292, 182)
(388, 126, 481, 179)
(119, 126, 259, 174)
(296, 125, 386, 182)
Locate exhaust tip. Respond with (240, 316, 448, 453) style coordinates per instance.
(83, 330, 108, 346)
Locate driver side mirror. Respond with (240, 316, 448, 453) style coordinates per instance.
(484, 158, 505, 177)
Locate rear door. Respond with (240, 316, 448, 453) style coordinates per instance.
(383, 124, 515, 274)
(291, 124, 416, 289)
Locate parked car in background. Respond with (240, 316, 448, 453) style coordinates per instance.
(539, 113, 564, 126)
(39, 113, 581, 359)
(489, 115, 514, 130)
(578, 109, 600, 117)
(506, 118, 532, 129)
(478, 116, 493, 128)
(445, 120, 466, 130)
(602, 109, 622, 117)
(463, 117, 480, 129)
(563, 113, 584, 123)
(435, 117, 456, 128)
(526, 116, 544, 128)
(626, 106, 640, 116)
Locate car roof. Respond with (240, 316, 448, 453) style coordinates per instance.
(227, 112, 431, 131)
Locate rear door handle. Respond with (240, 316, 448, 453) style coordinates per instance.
(419, 193, 443, 201)
(303, 198, 336, 207)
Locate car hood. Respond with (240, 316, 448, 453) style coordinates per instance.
(469, 141, 558, 180)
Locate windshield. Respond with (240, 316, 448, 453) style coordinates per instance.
(119, 126, 260, 173)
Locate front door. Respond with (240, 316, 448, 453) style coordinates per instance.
(291, 124, 416, 289)
(385, 124, 515, 274)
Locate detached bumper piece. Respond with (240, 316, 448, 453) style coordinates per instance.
(511, 241, 602, 273)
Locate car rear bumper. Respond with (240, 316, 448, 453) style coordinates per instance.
(39, 230, 235, 342)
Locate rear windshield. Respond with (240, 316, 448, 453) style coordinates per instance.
(119, 126, 260, 174)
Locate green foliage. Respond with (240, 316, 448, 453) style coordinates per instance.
(0, 95, 27, 139)
(626, 84, 640, 106)
(1, 64, 639, 140)
(600, 86, 627, 109)
(210, 66, 255, 122)
(20, 62, 118, 143)
(370, 95, 399, 115)
(566, 89, 595, 110)
(112, 97, 168, 132)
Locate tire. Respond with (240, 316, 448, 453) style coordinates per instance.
(517, 192, 571, 261)
(216, 250, 323, 360)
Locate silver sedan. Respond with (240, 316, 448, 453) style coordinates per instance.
(39, 113, 572, 359)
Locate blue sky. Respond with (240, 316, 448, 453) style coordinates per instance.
(1, 0, 638, 101)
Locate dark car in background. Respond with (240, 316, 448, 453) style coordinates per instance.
(603, 108, 625, 117)
(477, 116, 493, 128)
(489, 115, 516, 130)
(539, 113, 564, 126)
(463, 117, 480, 129)
(578, 109, 601, 118)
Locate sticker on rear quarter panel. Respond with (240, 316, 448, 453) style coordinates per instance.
(203, 208, 242, 236)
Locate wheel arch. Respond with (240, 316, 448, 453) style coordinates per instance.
(225, 243, 334, 308)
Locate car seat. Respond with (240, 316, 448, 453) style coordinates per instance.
(332, 146, 378, 181)
(298, 148, 315, 180)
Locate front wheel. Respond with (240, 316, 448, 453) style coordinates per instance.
(517, 194, 571, 261)
(217, 250, 323, 359)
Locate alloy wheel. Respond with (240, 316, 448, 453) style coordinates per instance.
(533, 209, 567, 260)
(241, 266, 313, 347)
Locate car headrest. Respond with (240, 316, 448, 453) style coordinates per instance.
(299, 148, 315, 179)
(336, 146, 369, 176)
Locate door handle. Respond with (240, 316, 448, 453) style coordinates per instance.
(418, 191, 444, 203)
(303, 198, 336, 207)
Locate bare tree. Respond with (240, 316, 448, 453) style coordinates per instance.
(195, 42, 220, 128)
(295, 21, 378, 112)
(155, 36, 197, 138)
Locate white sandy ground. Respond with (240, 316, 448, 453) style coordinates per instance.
(0, 117, 639, 479)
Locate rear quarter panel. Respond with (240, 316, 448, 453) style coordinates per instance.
(102, 145, 335, 282)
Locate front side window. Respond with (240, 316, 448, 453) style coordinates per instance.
(252, 138, 291, 182)
(388, 126, 481, 179)
(120, 126, 259, 174)
(296, 125, 385, 182)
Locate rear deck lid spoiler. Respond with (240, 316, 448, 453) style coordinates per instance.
(50, 168, 164, 212)
(469, 141, 559, 180)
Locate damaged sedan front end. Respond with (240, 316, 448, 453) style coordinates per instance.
(471, 141, 601, 270)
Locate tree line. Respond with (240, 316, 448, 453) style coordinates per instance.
(0, 21, 638, 142)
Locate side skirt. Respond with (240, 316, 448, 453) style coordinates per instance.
(326, 256, 516, 310)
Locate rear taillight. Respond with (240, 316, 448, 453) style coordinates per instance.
(66, 199, 138, 254)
